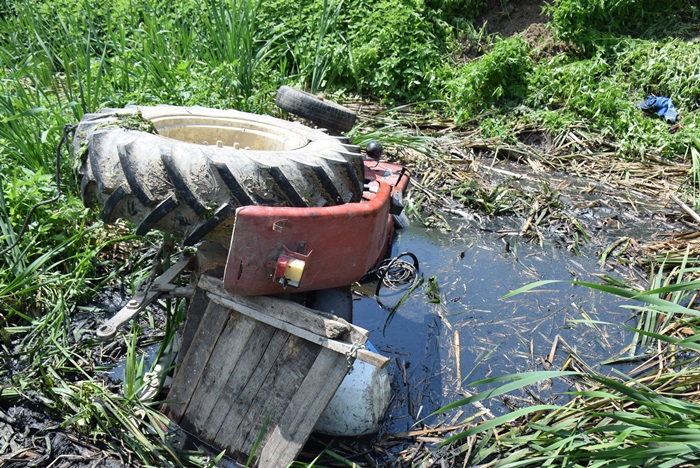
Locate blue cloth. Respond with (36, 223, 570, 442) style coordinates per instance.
(638, 95, 677, 124)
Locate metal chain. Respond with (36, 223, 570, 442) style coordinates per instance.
(345, 341, 367, 373)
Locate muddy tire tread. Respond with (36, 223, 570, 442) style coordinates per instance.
(74, 106, 364, 244)
(118, 142, 153, 205)
(276, 86, 357, 133)
(136, 196, 179, 236)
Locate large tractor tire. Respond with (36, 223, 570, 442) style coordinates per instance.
(73, 105, 364, 246)
(275, 86, 357, 134)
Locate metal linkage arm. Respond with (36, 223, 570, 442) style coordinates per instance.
(96, 255, 194, 339)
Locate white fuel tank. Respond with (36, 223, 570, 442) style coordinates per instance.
(314, 343, 391, 436)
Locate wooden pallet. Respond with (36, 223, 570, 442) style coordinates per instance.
(164, 273, 388, 467)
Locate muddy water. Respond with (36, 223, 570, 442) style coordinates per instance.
(353, 219, 645, 434)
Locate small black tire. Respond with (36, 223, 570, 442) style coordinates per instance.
(276, 86, 357, 134)
(73, 105, 364, 246)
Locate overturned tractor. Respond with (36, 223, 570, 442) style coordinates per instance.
(76, 87, 411, 466)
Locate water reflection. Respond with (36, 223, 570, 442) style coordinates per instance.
(353, 220, 636, 432)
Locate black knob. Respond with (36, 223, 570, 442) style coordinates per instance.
(365, 141, 383, 159)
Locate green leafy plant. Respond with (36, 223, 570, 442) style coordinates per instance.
(447, 37, 533, 121)
(425, 0, 488, 23)
(345, 0, 452, 101)
(122, 325, 147, 399)
(306, 0, 344, 93)
(0, 97, 55, 172)
(545, 0, 697, 53)
(202, 0, 278, 109)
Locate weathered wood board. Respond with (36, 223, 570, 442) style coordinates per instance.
(164, 274, 386, 467)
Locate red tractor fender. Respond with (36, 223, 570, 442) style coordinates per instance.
(223, 162, 409, 295)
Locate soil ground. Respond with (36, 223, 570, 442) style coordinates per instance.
(0, 404, 127, 468)
(472, 0, 576, 59)
(478, 0, 548, 37)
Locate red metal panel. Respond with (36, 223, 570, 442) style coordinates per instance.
(223, 161, 410, 296)
(224, 183, 392, 295)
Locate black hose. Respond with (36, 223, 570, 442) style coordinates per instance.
(0, 124, 76, 256)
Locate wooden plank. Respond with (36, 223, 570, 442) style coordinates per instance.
(178, 286, 209, 359)
(232, 334, 319, 457)
(180, 311, 256, 434)
(194, 320, 286, 448)
(166, 282, 389, 466)
(207, 292, 389, 369)
(200, 325, 289, 445)
(258, 347, 349, 467)
(237, 294, 351, 339)
(199, 275, 368, 343)
(162, 301, 230, 422)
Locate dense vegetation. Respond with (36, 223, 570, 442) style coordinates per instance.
(1, 0, 700, 465)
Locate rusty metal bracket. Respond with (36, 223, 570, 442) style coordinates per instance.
(96, 255, 195, 340)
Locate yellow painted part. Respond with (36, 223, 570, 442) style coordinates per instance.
(284, 258, 306, 283)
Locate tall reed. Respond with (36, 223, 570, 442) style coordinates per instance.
(435, 256, 700, 466)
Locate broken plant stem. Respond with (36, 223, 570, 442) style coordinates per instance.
(670, 193, 700, 225)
